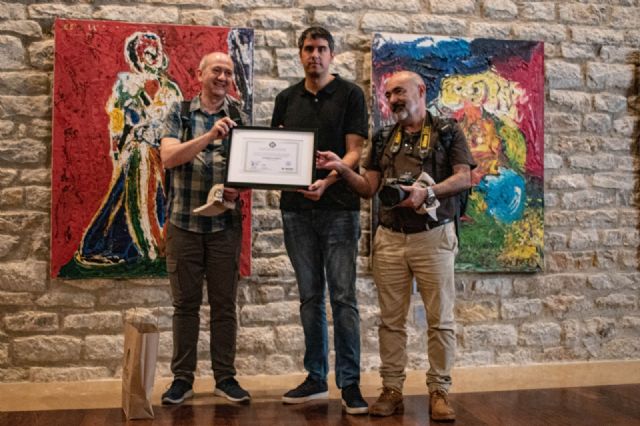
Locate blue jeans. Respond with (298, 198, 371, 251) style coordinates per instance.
(282, 209, 361, 389)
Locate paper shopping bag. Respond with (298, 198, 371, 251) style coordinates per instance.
(121, 320, 159, 419)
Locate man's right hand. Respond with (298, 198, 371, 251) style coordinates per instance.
(208, 116, 237, 140)
(316, 150, 345, 173)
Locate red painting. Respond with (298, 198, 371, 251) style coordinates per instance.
(51, 19, 253, 278)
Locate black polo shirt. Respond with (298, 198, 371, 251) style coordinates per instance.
(271, 74, 368, 211)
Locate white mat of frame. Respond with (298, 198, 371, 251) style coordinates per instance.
(1, 360, 639, 412)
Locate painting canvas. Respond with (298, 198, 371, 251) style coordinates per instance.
(371, 33, 544, 272)
(51, 19, 254, 279)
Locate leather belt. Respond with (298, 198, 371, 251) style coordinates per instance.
(382, 218, 453, 234)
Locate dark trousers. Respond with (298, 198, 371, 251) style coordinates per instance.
(166, 221, 241, 385)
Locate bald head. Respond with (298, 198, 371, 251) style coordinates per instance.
(385, 71, 426, 99)
(199, 52, 233, 72)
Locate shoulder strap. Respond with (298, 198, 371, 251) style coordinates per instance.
(180, 100, 192, 142)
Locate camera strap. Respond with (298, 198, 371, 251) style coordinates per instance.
(388, 118, 432, 159)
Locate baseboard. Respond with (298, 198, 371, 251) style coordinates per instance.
(1, 360, 638, 412)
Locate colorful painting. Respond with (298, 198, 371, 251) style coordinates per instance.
(51, 19, 254, 279)
(371, 33, 544, 272)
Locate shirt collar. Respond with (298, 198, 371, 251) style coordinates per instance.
(191, 94, 231, 116)
(298, 73, 340, 97)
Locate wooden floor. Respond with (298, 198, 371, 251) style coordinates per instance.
(1, 384, 639, 426)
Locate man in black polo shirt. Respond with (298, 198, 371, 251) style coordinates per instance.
(316, 70, 474, 421)
(271, 26, 369, 415)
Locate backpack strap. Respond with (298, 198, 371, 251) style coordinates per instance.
(179, 100, 192, 142)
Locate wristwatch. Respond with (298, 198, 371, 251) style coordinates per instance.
(425, 186, 437, 206)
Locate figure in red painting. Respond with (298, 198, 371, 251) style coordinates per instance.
(67, 32, 182, 270)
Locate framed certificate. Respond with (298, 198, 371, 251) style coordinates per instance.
(225, 126, 317, 189)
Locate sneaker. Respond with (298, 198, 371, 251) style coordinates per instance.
(430, 389, 456, 422)
(161, 379, 193, 405)
(214, 377, 251, 403)
(341, 383, 368, 415)
(282, 376, 329, 404)
(370, 387, 404, 417)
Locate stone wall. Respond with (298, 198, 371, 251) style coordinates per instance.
(1, 0, 639, 383)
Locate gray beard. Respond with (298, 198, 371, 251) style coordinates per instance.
(392, 109, 409, 122)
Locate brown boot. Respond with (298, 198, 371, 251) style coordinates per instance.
(430, 389, 456, 422)
(370, 387, 404, 416)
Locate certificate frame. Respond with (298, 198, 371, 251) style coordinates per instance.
(225, 126, 317, 190)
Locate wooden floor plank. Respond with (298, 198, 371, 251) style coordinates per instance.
(1, 385, 639, 425)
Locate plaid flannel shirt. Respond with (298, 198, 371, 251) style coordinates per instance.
(161, 95, 243, 233)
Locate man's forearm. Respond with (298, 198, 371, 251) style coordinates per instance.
(161, 133, 211, 169)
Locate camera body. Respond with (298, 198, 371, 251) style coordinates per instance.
(378, 177, 415, 207)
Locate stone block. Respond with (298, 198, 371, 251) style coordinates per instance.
(456, 350, 495, 366)
(361, 12, 409, 32)
(0, 343, 8, 365)
(520, 2, 555, 21)
(0, 261, 46, 292)
(548, 90, 591, 112)
(28, 39, 54, 70)
(513, 23, 566, 43)
(314, 11, 356, 29)
(612, 117, 638, 137)
(0, 1, 27, 19)
(587, 63, 634, 90)
(85, 335, 124, 360)
(4, 311, 57, 332)
(254, 78, 290, 103)
(29, 367, 111, 382)
(12, 336, 82, 362)
(610, 6, 640, 29)
(545, 112, 581, 133)
(455, 301, 499, 323)
(594, 93, 627, 113)
(0, 20, 42, 38)
(544, 294, 591, 317)
(412, 15, 467, 36)
(519, 322, 562, 347)
(0, 187, 23, 208)
(601, 338, 640, 359)
(0, 291, 32, 306)
(0, 35, 25, 69)
(180, 9, 227, 26)
(247, 9, 306, 29)
(482, 0, 517, 20)
(98, 287, 171, 306)
(558, 3, 607, 25)
(63, 312, 122, 331)
(545, 61, 583, 89)
(463, 324, 517, 348)
(501, 298, 543, 320)
(470, 278, 512, 296)
(240, 301, 299, 325)
(568, 229, 599, 250)
(237, 326, 276, 353)
(93, 6, 179, 23)
(572, 27, 624, 45)
(561, 190, 614, 210)
(593, 173, 635, 190)
(430, 0, 475, 14)
(595, 293, 637, 309)
(560, 43, 595, 60)
(548, 174, 588, 190)
(469, 22, 511, 39)
(28, 4, 92, 19)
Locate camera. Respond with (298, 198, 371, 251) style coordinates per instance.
(378, 177, 414, 207)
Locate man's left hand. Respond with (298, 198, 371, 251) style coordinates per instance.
(397, 184, 427, 209)
(297, 179, 328, 201)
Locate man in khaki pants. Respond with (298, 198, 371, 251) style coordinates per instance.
(316, 70, 474, 421)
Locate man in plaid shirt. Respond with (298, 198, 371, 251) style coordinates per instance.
(159, 51, 250, 405)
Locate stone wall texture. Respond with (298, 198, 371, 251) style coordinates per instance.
(1, 0, 639, 383)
